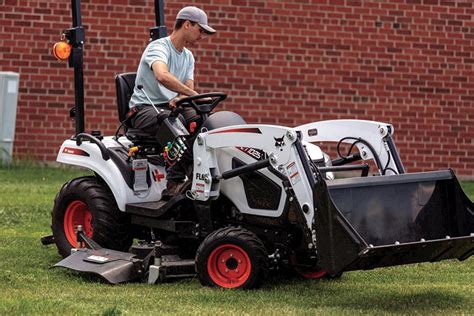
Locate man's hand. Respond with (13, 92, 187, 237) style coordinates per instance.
(169, 95, 185, 109)
(170, 94, 215, 109)
(169, 91, 199, 109)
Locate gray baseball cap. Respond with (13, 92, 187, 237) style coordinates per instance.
(176, 6, 216, 35)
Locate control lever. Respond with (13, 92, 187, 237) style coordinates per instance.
(137, 85, 163, 115)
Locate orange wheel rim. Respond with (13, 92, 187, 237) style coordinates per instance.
(63, 200, 93, 247)
(207, 244, 251, 288)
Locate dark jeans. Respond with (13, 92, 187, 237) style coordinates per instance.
(130, 105, 199, 181)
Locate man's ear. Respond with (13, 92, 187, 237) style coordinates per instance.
(184, 20, 191, 30)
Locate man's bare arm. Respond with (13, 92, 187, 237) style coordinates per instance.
(184, 79, 194, 92)
(176, 79, 195, 98)
(169, 80, 197, 108)
(152, 61, 197, 97)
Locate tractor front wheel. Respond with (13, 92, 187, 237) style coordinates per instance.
(51, 176, 133, 258)
(195, 227, 268, 289)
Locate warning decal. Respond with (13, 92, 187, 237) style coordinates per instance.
(286, 162, 301, 185)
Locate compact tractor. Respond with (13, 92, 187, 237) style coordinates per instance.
(42, 0, 473, 289)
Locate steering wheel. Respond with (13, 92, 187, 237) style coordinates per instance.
(175, 92, 227, 115)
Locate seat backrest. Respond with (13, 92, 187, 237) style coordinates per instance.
(115, 72, 137, 123)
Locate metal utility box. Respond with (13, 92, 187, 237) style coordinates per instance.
(0, 72, 20, 165)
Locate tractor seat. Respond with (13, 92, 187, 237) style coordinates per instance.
(115, 72, 136, 124)
(115, 72, 157, 144)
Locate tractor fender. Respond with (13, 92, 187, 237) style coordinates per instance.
(56, 138, 164, 211)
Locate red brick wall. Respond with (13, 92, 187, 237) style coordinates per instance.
(1, 0, 473, 177)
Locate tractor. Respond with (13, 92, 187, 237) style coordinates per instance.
(42, 0, 473, 289)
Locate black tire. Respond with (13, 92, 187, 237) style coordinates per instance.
(51, 176, 133, 258)
(195, 226, 268, 289)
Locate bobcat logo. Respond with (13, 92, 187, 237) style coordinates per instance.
(274, 135, 285, 150)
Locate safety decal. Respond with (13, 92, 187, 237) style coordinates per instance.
(195, 182, 205, 193)
(62, 147, 90, 157)
(209, 127, 262, 135)
(132, 159, 147, 171)
(286, 161, 301, 185)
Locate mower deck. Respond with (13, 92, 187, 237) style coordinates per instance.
(54, 236, 196, 284)
(54, 248, 143, 284)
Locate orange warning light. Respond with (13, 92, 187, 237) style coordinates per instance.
(52, 41, 72, 61)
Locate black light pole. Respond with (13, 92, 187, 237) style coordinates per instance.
(64, 0, 166, 135)
(65, 0, 85, 135)
(150, 0, 168, 41)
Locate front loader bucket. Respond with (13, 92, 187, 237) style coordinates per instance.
(314, 170, 474, 275)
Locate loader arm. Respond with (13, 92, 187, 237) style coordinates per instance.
(296, 120, 405, 175)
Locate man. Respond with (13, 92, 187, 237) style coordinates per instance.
(129, 6, 216, 196)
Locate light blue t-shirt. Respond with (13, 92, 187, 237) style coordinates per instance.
(129, 36, 195, 108)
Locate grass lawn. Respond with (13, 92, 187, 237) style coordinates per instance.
(0, 165, 472, 315)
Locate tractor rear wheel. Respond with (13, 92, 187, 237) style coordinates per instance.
(195, 226, 268, 289)
(51, 176, 133, 258)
